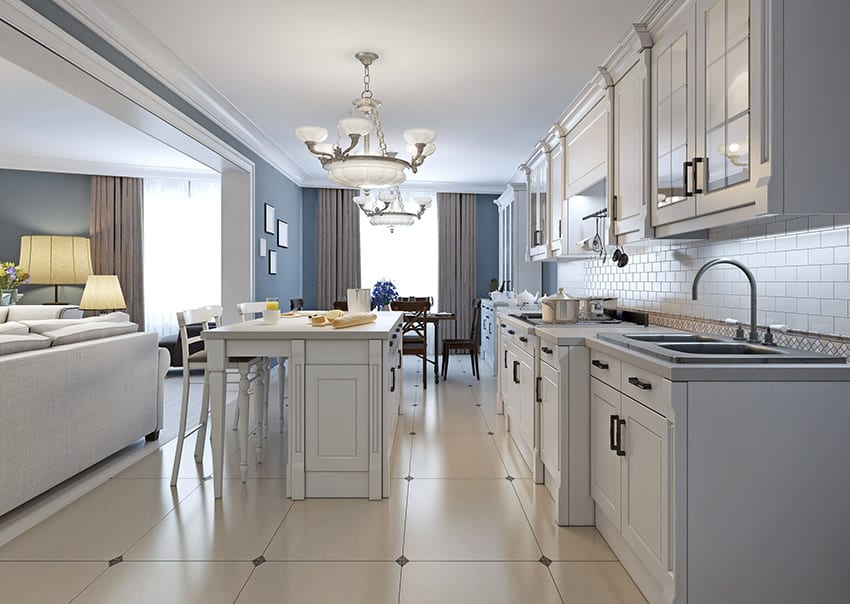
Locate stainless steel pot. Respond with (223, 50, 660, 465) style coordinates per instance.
(540, 288, 579, 323)
(578, 297, 617, 321)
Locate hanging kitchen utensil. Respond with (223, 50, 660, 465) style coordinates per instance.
(612, 247, 622, 263)
(617, 250, 629, 267)
(591, 216, 603, 253)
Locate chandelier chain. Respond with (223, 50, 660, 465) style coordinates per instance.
(372, 108, 389, 157)
(361, 63, 372, 99)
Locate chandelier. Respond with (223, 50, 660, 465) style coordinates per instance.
(354, 186, 432, 232)
(294, 51, 436, 190)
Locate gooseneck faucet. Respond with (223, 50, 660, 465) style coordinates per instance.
(692, 258, 759, 343)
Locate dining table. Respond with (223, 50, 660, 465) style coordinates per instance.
(405, 310, 456, 383)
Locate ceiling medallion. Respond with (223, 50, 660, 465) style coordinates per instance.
(294, 51, 436, 190)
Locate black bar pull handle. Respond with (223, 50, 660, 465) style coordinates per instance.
(519, 336, 528, 343)
(398, 350, 402, 369)
(683, 160, 694, 197)
(508, 329, 516, 335)
(628, 376, 652, 390)
(693, 157, 704, 194)
(504, 349, 508, 369)
(513, 360, 520, 384)
(541, 346, 553, 355)
(610, 415, 618, 451)
(616, 418, 626, 456)
(536, 377, 542, 403)
(592, 359, 609, 370)
(390, 367, 396, 392)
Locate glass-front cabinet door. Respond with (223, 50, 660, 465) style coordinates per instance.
(696, 0, 762, 214)
(652, 3, 696, 226)
(527, 154, 549, 260)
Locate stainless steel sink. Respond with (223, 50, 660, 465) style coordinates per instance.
(597, 332, 846, 364)
(624, 333, 723, 343)
(657, 342, 785, 355)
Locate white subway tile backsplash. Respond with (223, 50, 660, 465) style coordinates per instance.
(559, 213, 850, 338)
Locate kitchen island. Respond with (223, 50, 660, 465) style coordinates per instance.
(202, 311, 403, 500)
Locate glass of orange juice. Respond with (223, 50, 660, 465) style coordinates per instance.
(265, 297, 279, 311)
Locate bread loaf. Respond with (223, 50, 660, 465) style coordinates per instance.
(326, 309, 345, 321)
(330, 312, 377, 329)
(310, 314, 327, 326)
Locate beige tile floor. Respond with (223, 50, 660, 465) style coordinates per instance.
(0, 356, 646, 603)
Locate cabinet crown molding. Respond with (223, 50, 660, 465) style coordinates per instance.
(632, 23, 654, 49)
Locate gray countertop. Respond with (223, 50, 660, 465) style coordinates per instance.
(497, 312, 850, 381)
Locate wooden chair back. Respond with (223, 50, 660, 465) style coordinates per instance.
(391, 299, 431, 350)
(469, 299, 482, 341)
(290, 298, 304, 311)
(332, 300, 348, 311)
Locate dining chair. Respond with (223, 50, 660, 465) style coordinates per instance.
(441, 299, 482, 380)
(290, 298, 304, 311)
(236, 302, 285, 436)
(170, 305, 264, 486)
(332, 300, 348, 310)
(391, 299, 431, 389)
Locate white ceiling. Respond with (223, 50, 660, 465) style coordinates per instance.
(77, 0, 648, 191)
(0, 54, 216, 179)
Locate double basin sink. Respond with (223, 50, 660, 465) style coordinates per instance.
(597, 332, 846, 364)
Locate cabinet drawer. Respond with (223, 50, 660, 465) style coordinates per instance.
(620, 361, 670, 414)
(589, 349, 621, 388)
(504, 327, 537, 357)
(539, 340, 559, 371)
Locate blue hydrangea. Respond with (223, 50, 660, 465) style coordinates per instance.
(371, 280, 399, 308)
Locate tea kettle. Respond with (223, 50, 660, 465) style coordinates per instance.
(540, 288, 579, 323)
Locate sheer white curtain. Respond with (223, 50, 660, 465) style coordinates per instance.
(359, 191, 439, 310)
(143, 178, 222, 338)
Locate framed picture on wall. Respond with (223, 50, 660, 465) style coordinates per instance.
(259, 238, 267, 257)
(264, 203, 275, 234)
(268, 249, 277, 274)
(277, 219, 288, 248)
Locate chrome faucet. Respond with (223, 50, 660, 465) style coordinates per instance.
(692, 258, 759, 343)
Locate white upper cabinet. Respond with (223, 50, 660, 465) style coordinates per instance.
(612, 49, 652, 243)
(549, 139, 565, 254)
(566, 100, 609, 199)
(525, 149, 550, 261)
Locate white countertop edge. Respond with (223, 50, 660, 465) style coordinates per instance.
(201, 311, 403, 340)
(586, 337, 850, 382)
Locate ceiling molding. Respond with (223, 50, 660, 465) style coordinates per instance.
(56, 0, 307, 184)
(0, 0, 254, 174)
(0, 155, 220, 181)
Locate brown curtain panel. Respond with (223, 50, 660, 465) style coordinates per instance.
(90, 176, 144, 325)
(317, 188, 361, 309)
(438, 192, 477, 339)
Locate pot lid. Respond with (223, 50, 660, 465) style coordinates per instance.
(542, 288, 577, 302)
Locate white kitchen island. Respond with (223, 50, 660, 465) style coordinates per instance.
(202, 311, 403, 500)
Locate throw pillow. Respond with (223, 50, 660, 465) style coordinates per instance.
(22, 311, 131, 334)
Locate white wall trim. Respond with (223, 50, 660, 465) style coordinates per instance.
(56, 0, 308, 185)
(0, 155, 220, 181)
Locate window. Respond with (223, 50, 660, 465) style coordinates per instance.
(359, 192, 439, 310)
(143, 177, 221, 338)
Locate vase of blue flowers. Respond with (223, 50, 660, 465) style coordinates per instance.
(371, 279, 399, 310)
(0, 262, 30, 306)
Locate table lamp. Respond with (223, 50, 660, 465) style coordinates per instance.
(18, 235, 93, 304)
(79, 275, 126, 314)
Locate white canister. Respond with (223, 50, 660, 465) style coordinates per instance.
(262, 309, 280, 324)
(347, 288, 371, 313)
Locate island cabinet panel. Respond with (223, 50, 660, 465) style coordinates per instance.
(305, 365, 370, 473)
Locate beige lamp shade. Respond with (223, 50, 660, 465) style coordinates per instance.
(18, 236, 92, 284)
(79, 275, 126, 311)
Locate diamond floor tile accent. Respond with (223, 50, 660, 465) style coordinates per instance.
(396, 555, 409, 567)
(108, 555, 123, 567)
(252, 556, 266, 567)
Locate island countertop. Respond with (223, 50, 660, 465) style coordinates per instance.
(201, 310, 403, 341)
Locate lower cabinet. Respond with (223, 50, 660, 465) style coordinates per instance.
(538, 358, 559, 474)
(591, 376, 671, 590)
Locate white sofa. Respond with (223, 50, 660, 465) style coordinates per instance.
(0, 305, 168, 516)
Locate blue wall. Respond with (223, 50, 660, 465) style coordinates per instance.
(22, 0, 305, 303)
(475, 194, 499, 298)
(0, 169, 91, 304)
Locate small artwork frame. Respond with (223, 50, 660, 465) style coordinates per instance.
(258, 238, 267, 257)
(277, 219, 288, 248)
(268, 250, 278, 275)
(264, 203, 275, 234)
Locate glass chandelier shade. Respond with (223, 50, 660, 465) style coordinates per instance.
(294, 51, 436, 190)
(354, 186, 432, 232)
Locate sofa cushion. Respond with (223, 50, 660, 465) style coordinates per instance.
(22, 312, 131, 334)
(5, 305, 80, 322)
(0, 307, 7, 322)
(0, 334, 51, 355)
(41, 321, 138, 346)
(0, 321, 29, 336)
